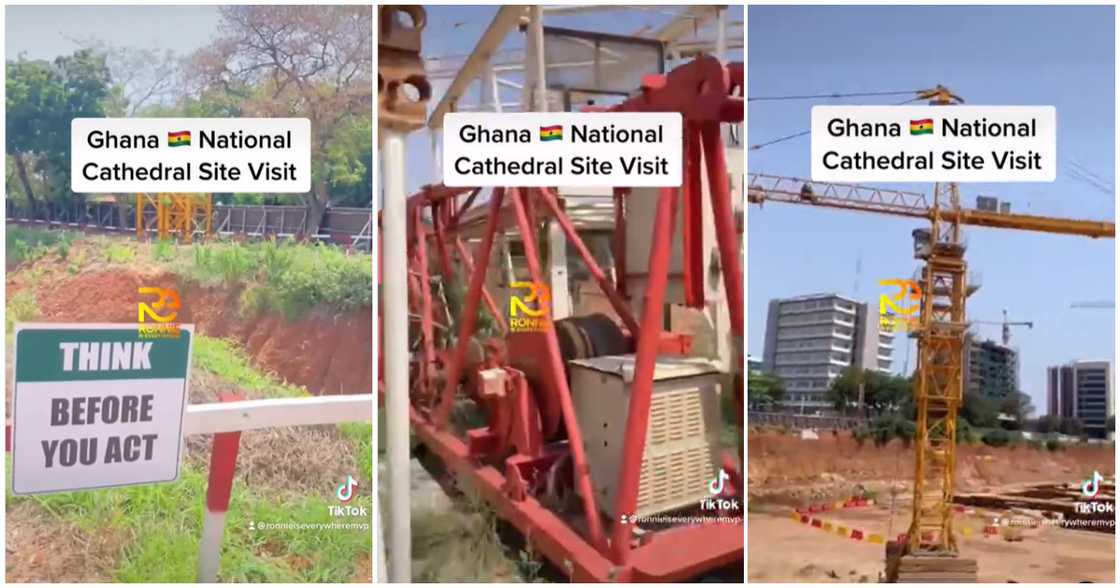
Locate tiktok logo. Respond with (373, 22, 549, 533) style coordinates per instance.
(709, 469, 730, 496)
(337, 474, 358, 503)
(1081, 471, 1104, 498)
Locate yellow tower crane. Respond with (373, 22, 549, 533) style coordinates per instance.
(135, 193, 213, 243)
(749, 129, 1114, 576)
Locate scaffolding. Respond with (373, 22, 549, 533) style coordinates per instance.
(135, 193, 213, 242)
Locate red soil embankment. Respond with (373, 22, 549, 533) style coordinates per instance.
(748, 430, 1114, 496)
(33, 270, 371, 396)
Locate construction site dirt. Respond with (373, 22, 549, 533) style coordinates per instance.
(22, 266, 372, 396)
(747, 430, 1115, 582)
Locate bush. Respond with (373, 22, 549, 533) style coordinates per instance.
(868, 415, 915, 448)
(851, 427, 869, 448)
(152, 239, 176, 262)
(897, 419, 916, 448)
(186, 239, 372, 318)
(1046, 439, 1063, 452)
(1008, 431, 1024, 448)
(103, 242, 137, 263)
(956, 417, 975, 445)
(981, 429, 1011, 447)
(6, 227, 74, 266)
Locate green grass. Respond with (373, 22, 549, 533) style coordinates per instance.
(7, 226, 75, 266)
(11, 230, 371, 320)
(193, 335, 307, 399)
(6, 290, 38, 335)
(194, 333, 373, 497)
(12, 464, 370, 582)
(184, 239, 371, 319)
(339, 422, 374, 483)
(102, 241, 137, 264)
(6, 230, 372, 581)
(411, 490, 520, 582)
(9, 334, 372, 582)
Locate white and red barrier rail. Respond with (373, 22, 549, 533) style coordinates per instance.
(7, 393, 374, 582)
(788, 499, 993, 545)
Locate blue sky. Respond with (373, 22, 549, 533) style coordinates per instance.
(747, 5, 1115, 413)
(6, 6, 220, 61)
(394, 5, 744, 194)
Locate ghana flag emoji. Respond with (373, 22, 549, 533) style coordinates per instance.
(167, 130, 191, 147)
(909, 119, 934, 135)
(540, 125, 562, 141)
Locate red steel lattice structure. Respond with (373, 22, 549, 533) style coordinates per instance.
(392, 55, 744, 581)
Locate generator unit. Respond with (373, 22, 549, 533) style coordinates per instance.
(569, 354, 723, 518)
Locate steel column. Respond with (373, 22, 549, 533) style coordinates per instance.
(435, 188, 506, 427)
(609, 186, 679, 567)
(509, 187, 606, 551)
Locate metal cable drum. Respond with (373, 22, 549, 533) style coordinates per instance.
(508, 312, 627, 441)
(554, 313, 628, 369)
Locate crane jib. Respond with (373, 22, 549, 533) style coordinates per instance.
(748, 174, 1116, 239)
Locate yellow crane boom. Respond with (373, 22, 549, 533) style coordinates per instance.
(748, 170, 1114, 565)
(748, 173, 1115, 238)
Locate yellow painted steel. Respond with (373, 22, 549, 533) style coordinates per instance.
(135, 193, 213, 242)
(907, 181, 967, 555)
(748, 87, 1116, 562)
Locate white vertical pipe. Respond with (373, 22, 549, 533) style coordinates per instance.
(196, 510, 227, 582)
(483, 62, 502, 113)
(429, 131, 441, 181)
(377, 507, 388, 581)
(715, 7, 727, 64)
(526, 7, 565, 318)
(529, 6, 547, 111)
(548, 219, 571, 319)
(381, 131, 411, 583)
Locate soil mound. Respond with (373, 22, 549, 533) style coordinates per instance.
(32, 269, 372, 396)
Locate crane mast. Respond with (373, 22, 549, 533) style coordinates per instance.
(910, 178, 966, 554)
(748, 86, 1116, 565)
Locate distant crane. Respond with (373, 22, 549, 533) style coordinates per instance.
(1070, 300, 1114, 309)
(971, 309, 1033, 346)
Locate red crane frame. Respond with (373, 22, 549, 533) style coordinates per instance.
(388, 56, 744, 582)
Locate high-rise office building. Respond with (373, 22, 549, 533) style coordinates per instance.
(1047, 360, 1113, 439)
(1047, 364, 1076, 419)
(762, 293, 893, 413)
(964, 336, 1018, 401)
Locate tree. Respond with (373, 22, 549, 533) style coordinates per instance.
(999, 391, 1035, 424)
(982, 428, 1011, 447)
(188, 6, 373, 234)
(961, 391, 998, 428)
(747, 372, 785, 410)
(956, 416, 975, 444)
(69, 38, 183, 116)
(1036, 414, 1061, 434)
(1058, 417, 1084, 437)
(827, 367, 909, 417)
(6, 50, 111, 208)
